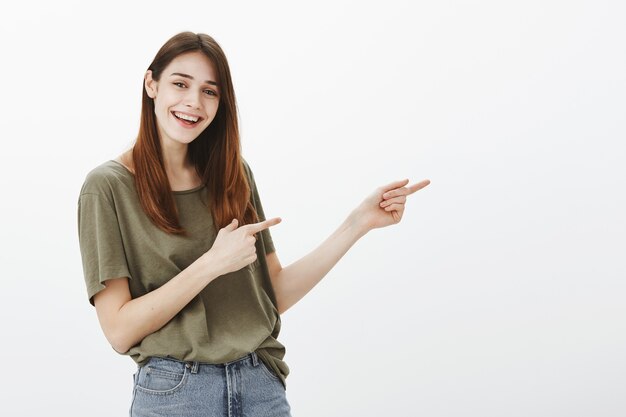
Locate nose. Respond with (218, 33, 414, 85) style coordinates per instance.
(183, 89, 202, 109)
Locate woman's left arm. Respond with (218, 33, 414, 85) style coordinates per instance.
(267, 178, 430, 314)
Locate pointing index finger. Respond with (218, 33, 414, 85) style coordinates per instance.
(406, 179, 431, 194)
(381, 179, 410, 193)
(245, 217, 282, 235)
(382, 179, 431, 199)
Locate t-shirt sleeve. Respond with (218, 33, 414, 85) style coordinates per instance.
(243, 160, 276, 255)
(252, 183, 276, 255)
(78, 192, 132, 306)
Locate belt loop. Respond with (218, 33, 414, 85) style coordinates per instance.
(251, 351, 259, 367)
(186, 361, 199, 374)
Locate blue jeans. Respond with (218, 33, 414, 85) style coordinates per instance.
(130, 352, 292, 417)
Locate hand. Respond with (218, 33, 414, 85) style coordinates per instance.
(202, 217, 282, 276)
(351, 178, 430, 233)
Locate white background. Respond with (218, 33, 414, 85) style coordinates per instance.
(0, 1, 624, 416)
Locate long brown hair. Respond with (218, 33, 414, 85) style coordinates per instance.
(131, 32, 258, 235)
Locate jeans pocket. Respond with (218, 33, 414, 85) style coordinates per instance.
(259, 359, 281, 382)
(135, 363, 189, 395)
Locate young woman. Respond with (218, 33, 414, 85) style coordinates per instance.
(78, 31, 429, 417)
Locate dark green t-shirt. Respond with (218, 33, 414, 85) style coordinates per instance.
(77, 159, 288, 386)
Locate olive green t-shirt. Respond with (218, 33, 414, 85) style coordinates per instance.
(77, 159, 288, 387)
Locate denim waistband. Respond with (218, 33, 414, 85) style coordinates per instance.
(142, 352, 260, 374)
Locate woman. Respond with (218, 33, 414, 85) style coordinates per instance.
(78, 31, 429, 417)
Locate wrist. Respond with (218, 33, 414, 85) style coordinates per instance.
(193, 250, 222, 283)
(346, 210, 370, 239)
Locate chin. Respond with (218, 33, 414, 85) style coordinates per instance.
(168, 127, 204, 142)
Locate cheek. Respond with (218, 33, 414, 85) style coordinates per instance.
(205, 101, 220, 119)
(153, 101, 175, 127)
(209, 99, 220, 112)
(155, 105, 171, 122)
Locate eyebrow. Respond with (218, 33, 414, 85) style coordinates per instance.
(170, 72, 218, 87)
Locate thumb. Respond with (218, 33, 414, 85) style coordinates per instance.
(224, 218, 238, 232)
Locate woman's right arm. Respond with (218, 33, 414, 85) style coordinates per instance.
(92, 217, 280, 354)
(94, 257, 216, 354)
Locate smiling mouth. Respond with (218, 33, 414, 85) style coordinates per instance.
(172, 111, 203, 125)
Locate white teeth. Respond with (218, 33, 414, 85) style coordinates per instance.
(174, 112, 199, 122)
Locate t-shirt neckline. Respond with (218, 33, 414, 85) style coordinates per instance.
(109, 160, 205, 194)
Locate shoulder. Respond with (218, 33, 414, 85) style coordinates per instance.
(79, 160, 133, 200)
(241, 156, 252, 175)
(240, 156, 257, 184)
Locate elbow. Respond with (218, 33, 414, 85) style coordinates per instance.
(108, 330, 132, 354)
(276, 298, 291, 316)
(101, 307, 137, 354)
(111, 342, 130, 355)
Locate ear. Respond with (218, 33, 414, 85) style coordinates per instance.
(144, 70, 158, 98)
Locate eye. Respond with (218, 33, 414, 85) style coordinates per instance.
(204, 89, 217, 96)
(173, 82, 186, 88)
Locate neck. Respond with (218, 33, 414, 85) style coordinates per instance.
(160, 138, 192, 174)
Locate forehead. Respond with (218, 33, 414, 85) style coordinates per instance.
(164, 51, 218, 82)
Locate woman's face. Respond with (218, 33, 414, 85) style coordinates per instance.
(145, 51, 220, 147)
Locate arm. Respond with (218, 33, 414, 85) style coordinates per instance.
(267, 214, 365, 315)
(94, 217, 281, 353)
(94, 259, 217, 354)
(268, 178, 430, 314)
